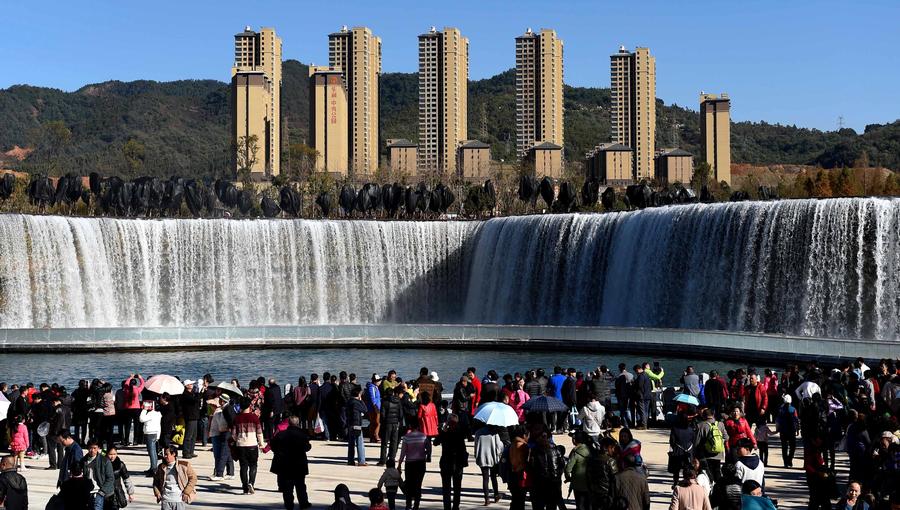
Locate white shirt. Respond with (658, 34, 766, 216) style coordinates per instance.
(140, 409, 162, 435)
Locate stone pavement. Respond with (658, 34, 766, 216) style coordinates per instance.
(19, 427, 841, 509)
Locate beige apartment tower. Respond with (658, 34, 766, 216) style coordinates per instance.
(232, 27, 282, 177)
(610, 46, 655, 182)
(418, 27, 469, 179)
(309, 67, 350, 176)
(516, 29, 564, 164)
(700, 93, 732, 185)
(327, 26, 381, 178)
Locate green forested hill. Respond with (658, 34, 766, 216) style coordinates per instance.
(1, 59, 898, 178)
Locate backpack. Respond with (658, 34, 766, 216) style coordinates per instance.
(498, 444, 511, 483)
(705, 421, 725, 455)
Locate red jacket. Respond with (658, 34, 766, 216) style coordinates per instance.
(470, 378, 482, 416)
(724, 417, 756, 448)
(122, 376, 145, 410)
(744, 384, 768, 415)
(418, 402, 438, 437)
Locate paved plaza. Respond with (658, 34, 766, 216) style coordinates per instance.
(19, 426, 836, 509)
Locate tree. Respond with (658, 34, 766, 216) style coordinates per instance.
(833, 168, 855, 197)
(691, 161, 712, 190)
(813, 170, 833, 197)
(235, 134, 260, 176)
(286, 143, 318, 180)
(122, 139, 146, 174)
(42, 120, 72, 173)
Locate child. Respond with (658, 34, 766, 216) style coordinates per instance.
(368, 487, 389, 510)
(754, 418, 775, 466)
(9, 415, 30, 471)
(376, 458, 402, 510)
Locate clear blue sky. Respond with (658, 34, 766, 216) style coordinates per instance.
(3, 0, 898, 131)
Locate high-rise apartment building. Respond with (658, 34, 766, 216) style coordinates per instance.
(327, 26, 381, 177)
(610, 46, 655, 182)
(309, 66, 349, 176)
(515, 28, 564, 164)
(232, 27, 282, 177)
(700, 93, 732, 185)
(418, 27, 469, 179)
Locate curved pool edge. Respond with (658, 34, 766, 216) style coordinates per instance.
(0, 325, 895, 364)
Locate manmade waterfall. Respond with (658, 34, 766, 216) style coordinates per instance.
(0, 198, 898, 341)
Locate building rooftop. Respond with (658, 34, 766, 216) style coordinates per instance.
(386, 139, 417, 148)
(597, 143, 632, 152)
(531, 141, 562, 150)
(657, 148, 694, 158)
(459, 140, 491, 149)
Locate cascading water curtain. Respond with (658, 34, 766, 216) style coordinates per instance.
(1, 198, 898, 340)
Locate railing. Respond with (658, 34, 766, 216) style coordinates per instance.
(0, 324, 895, 361)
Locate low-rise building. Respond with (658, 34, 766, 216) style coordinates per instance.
(655, 148, 694, 186)
(585, 143, 632, 186)
(387, 139, 417, 177)
(526, 141, 563, 178)
(456, 140, 491, 181)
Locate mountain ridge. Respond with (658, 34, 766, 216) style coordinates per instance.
(1, 59, 898, 178)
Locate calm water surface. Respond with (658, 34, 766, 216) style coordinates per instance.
(0, 348, 777, 389)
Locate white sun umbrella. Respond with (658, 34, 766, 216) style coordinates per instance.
(0, 392, 9, 418)
(214, 381, 243, 397)
(145, 374, 185, 396)
(473, 401, 519, 427)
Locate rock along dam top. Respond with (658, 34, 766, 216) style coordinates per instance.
(0, 197, 898, 356)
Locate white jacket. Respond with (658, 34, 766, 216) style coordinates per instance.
(579, 401, 605, 436)
(139, 409, 161, 435)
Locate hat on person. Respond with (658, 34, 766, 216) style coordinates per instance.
(431, 371, 440, 382)
(783, 395, 792, 404)
(882, 431, 899, 444)
(183, 379, 195, 386)
(219, 394, 231, 403)
(372, 373, 382, 382)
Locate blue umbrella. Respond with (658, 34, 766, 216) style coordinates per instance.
(521, 395, 568, 413)
(674, 393, 699, 406)
(474, 402, 519, 426)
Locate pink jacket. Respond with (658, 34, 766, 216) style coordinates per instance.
(122, 376, 145, 409)
(10, 423, 29, 453)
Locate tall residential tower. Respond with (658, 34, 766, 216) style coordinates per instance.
(324, 26, 382, 177)
(700, 93, 732, 185)
(515, 28, 564, 169)
(610, 46, 655, 181)
(232, 27, 282, 177)
(418, 27, 469, 179)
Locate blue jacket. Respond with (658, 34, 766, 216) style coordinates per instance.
(58, 442, 83, 487)
(549, 374, 567, 400)
(365, 382, 381, 412)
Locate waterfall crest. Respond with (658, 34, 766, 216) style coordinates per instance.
(1, 198, 898, 341)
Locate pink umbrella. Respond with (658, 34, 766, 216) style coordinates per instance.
(144, 374, 185, 396)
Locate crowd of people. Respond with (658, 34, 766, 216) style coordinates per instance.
(0, 357, 897, 510)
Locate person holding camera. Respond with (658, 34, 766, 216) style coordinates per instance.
(122, 374, 145, 446)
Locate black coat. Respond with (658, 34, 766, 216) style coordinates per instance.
(180, 392, 200, 421)
(267, 384, 285, 417)
(344, 399, 367, 432)
(434, 427, 468, 473)
(481, 381, 501, 403)
(561, 377, 577, 407)
(380, 395, 403, 425)
(0, 469, 28, 510)
(270, 426, 312, 478)
(634, 373, 652, 401)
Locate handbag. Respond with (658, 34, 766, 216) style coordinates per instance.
(314, 415, 325, 434)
